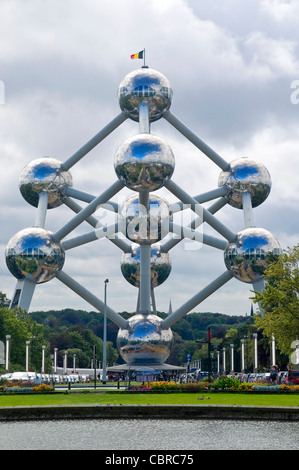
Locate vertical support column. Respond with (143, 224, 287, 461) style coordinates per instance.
(253, 333, 258, 372)
(34, 191, 48, 228)
(139, 102, 150, 133)
(9, 191, 48, 312)
(10, 279, 36, 311)
(242, 191, 255, 228)
(138, 102, 152, 316)
(139, 244, 151, 314)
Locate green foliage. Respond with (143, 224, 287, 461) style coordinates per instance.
(253, 244, 299, 358)
(0, 307, 50, 373)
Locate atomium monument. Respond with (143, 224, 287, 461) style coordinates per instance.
(5, 65, 282, 371)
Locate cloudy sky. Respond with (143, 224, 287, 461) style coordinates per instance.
(1, 0, 299, 320)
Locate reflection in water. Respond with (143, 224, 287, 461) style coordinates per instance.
(0, 419, 298, 450)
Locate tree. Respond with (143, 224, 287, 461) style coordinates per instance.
(0, 307, 50, 372)
(0, 292, 10, 308)
(253, 244, 299, 359)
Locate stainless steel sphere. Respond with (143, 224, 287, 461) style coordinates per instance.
(19, 157, 73, 208)
(118, 67, 173, 122)
(114, 133, 175, 192)
(119, 194, 170, 244)
(218, 158, 271, 208)
(5, 227, 65, 283)
(224, 227, 281, 283)
(121, 243, 171, 288)
(117, 314, 173, 365)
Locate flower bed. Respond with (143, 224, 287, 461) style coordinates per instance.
(1, 381, 54, 393)
(127, 379, 299, 393)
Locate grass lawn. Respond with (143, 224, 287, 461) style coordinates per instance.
(1, 391, 299, 407)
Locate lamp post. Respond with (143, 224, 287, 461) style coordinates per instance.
(102, 278, 109, 384)
(54, 348, 58, 374)
(241, 339, 245, 373)
(253, 333, 258, 372)
(271, 334, 276, 366)
(25, 341, 30, 372)
(41, 345, 46, 373)
(5, 335, 11, 373)
(230, 344, 234, 375)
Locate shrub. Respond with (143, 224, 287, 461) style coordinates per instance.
(213, 377, 241, 390)
(32, 384, 54, 392)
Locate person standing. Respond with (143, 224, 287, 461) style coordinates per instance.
(287, 364, 294, 385)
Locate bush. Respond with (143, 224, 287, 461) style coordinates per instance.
(213, 377, 241, 390)
(32, 384, 54, 392)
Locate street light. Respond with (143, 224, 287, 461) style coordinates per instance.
(102, 278, 109, 384)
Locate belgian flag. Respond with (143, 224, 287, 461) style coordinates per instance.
(130, 50, 144, 59)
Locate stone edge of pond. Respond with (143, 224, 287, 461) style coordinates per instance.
(0, 404, 299, 421)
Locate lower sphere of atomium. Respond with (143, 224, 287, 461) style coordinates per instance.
(19, 157, 73, 208)
(5, 227, 65, 284)
(119, 194, 170, 244)
(118, 67, 173, 122)
(117, 314, 173, 365)
(121, 243, 171, 288)
(114, 133, 175, 192)
(218, 158, 271, 209)
(224, 227, 281, 283)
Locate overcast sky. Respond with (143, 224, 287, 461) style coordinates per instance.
(0, 0, 298, 320)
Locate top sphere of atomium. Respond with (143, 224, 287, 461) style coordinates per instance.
(114, 133, 175, 192)
(5, 227, 65, 284)
(19, 157, 73, 208)
(218, 158, 271, 209)
(118, 67, 173, 122)
(224, 227, 281, 283)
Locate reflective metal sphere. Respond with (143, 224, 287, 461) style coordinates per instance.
(224, 227, 281, 283)
(118, 68, 173, 122)
(114, 133, 175, 192)
(19, 157, 73, 208)
(5, 227, 65, 283)
(117, 314, 173, 364)
(121, 243, 171, 288)
(119, 194, 170, 244)
(218, 158, 271, 208)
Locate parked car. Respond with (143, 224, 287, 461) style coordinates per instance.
(7, 371, 30, 382)
(292, 370, 299, 384)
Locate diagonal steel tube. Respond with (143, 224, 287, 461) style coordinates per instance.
(55, 270, 128, 329)
(162, 270, 234, 329)
(165, 180, 236, 242)
(53, 180, 124, 242)
(163, 111, 229, 170)
(63, 112, 128, 170)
